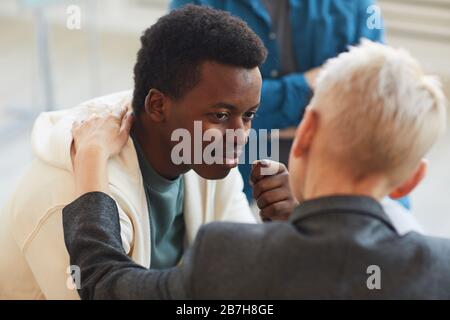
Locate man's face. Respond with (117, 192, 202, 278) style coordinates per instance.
(163, 61, 262, 179)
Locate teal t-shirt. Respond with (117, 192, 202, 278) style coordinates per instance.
(132, 135, 185, 269)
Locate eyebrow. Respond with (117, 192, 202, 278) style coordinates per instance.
(209, 102, 260, 111)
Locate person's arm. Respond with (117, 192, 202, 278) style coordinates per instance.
(65, 110, 195, 299)
(70, 109, 132, 196)
(62, 192, 191, 299)
(252, 73, 314, 130)
(257, 0, 386, 131)
(22, 206, 81, 300)
(20, 205, 133, 299)
(256, 0, 384, 131)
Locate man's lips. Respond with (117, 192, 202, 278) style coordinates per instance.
(224, 157, 239, 165)
(223, 148, 243, 167)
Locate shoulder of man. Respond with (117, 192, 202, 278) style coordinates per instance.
(4, 156, 134, 255)
(3, 158, 76, 250)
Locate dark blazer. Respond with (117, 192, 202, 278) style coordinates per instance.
(62, 192, 450, 299)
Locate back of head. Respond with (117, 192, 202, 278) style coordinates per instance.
(312, 40, 447, 185)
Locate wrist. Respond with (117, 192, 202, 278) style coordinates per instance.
(73, 146, 110, 197)
(75, 145, 110, 164)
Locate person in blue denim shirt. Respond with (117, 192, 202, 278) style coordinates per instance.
(170, 0, 409, 209)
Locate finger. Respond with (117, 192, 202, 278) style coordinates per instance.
(250, 160, 287, 185)
(119, 111, 134, 138)
(118, 106, 128, 119)
(87, 113, 98, 121)
(72, 119, 86, 131)
(250, 160, 270, 185)
(250, 160, 267, 183)
(72, 120, 79, 129)
(260, 201, 292, 221)
(252, 173, 286, 200)
(256, 188, 290, 210)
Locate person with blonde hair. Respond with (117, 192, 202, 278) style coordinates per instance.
(63, 40, 449, 299)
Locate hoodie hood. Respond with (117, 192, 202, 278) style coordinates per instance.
(31, 90, 133, 172)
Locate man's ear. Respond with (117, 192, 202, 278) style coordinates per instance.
(144, 89, 167, 122)
(390, 159, 428, 199)
(292, 108, 318, 158)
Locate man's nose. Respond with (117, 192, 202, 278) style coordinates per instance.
(229, 117, 246, 131)
(225, 125, 249, 148)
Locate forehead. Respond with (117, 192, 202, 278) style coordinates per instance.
(184, 61, 262, 107)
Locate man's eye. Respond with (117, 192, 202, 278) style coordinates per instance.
(213, 113, 229, 121)
(243, 111, 256, 120)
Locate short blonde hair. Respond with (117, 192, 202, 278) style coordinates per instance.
(311, 39, 447, 184)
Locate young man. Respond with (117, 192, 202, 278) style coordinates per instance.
(63, 40, 449, 299)
(0, 5, 295, 299)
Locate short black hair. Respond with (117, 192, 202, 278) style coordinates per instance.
(132, 4, 267, 114)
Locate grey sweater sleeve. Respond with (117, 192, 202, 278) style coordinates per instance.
(62, 192, 192, 300)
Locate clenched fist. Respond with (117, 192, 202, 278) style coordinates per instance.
(250, 160, 298, 222)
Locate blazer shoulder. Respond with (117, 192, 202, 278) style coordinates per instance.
(193, 221, 290, 265)
(200, 221, 268, 243)
(187, 221, 292, 299)
(398, 232, 450, 273)
(413, 232, 450, 258)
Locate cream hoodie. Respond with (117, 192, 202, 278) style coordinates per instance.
(0, 91, 256, 299)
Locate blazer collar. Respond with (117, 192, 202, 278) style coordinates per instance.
(289, 195, 396, 232)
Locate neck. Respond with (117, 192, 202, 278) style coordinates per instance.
(302, 161, 391, 202)
(131, 117, 188, 180)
